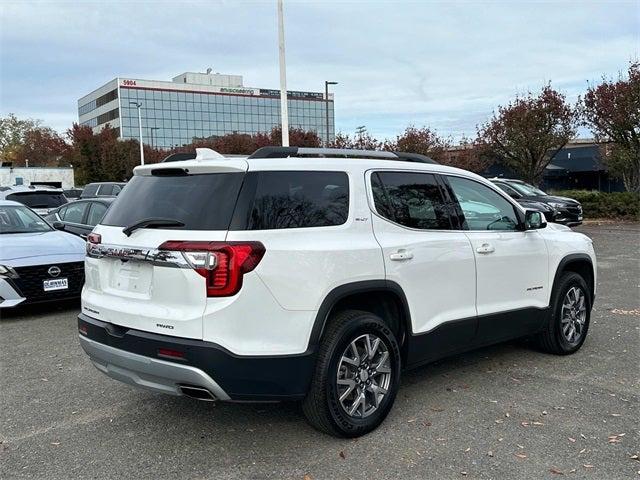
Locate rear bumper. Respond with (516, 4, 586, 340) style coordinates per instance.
(79, 335, 231, 400)
(78, 313, 316, 402)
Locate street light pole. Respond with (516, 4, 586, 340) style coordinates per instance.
(277, 0, 289, 147)
(324, 81, 337, 146)
(130, 101, 144, 165)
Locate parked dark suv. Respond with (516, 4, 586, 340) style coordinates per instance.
(490, 178, 583, 226)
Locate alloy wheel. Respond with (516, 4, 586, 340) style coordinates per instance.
(561, 286, 587, 345)
(336, 333, 392, 418)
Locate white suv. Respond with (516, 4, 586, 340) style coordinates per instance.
(78, 147, 596, 437)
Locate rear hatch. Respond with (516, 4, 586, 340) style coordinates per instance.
(82, 156, 248, 340)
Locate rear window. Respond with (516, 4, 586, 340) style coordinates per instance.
(248, 171, 349, 230)
(101, 173, 245, 230)
(6, 192, 67, 208)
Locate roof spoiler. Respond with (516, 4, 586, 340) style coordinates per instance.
(162, 148, 225, 162)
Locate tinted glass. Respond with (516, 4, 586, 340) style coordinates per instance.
(62, 202, 89, 223)
(447, 176, 519, 231)
(0, 205, 51, 233)
(87, 202, 108, 226)
(249, 171, 348, 230)
(372, 172, 450, 230)
(6, 192, 67, 208)
(102, 173, 244, 230)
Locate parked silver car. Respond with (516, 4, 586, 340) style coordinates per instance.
(0, 200, 85, 308)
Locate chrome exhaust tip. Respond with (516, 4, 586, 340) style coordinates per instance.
(179, 385, 216, 401)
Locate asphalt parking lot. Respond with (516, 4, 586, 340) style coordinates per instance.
(1, 223, 639, 480)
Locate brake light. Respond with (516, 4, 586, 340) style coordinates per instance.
(159, 241, 265, 297)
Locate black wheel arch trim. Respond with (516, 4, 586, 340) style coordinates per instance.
(553, 253, 595, 302)
(307, 280, 412, 349)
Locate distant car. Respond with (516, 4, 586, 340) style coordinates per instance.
(490, 179, 583, 226)
(0, 185, 68, 216)
(63, 188, 83, 199)
(80, 182, 126, 199)
(0, 200, 85, 308)
(44, 198, 115, 238)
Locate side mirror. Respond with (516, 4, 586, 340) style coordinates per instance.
(525, 210, 546, 230)
(52, 221, 66, 231)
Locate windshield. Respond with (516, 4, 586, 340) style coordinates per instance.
(6, 191, 68, 208)
(0, 205, 52, 234)
(101, 173, 244, 230)
(506, 181, 547, 196)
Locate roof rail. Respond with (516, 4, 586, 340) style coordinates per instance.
(247, 146, 438, 164)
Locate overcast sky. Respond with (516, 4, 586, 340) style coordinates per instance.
(1, 0, 638, 141)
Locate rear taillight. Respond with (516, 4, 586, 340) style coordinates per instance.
(159, 241, 265, 297)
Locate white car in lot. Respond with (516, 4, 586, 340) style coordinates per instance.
(78, 147, 596, 437)
(0, 200, 86, 308)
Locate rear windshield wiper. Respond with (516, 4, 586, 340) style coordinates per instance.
(122, 217, 186, 237)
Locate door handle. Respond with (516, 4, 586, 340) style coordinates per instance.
(476, 243, 495, 254)
(389, 250, 413, 261)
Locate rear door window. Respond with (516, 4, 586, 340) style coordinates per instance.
(248, 171, 349, 230)
(372, 171, 451, 230)
(86, 202, 108, 226)
(101, 173, 245, 230)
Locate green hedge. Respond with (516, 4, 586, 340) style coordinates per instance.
(551, 190, 640, 220)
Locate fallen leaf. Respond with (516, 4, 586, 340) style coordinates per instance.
(304, 475, 313, 480)
(521, 421, 530, 427)
(568, 437, 576, 443)
(422, 421, 432, 427)
(549, 467, 564, 475)
(515, 453, 527, 459)
(339, 451, 345, 460)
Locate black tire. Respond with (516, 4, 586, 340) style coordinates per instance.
(537, 272, 591, 355)
(302, 309, 401, 437)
